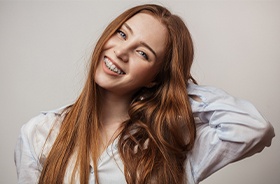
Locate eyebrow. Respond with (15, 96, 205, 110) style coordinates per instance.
(123, 23, 157, 58)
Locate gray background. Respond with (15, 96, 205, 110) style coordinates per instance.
(0, 0, 279, 183)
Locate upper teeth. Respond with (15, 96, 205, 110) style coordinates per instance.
(104, 57, 124, 75)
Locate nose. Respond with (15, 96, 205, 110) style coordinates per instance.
(114, 45, 129, 62)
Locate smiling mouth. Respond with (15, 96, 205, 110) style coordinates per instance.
(104, 57, 125, 75)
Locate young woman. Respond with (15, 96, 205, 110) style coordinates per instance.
(15, 4, 274, 184)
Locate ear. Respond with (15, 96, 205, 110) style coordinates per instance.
(144, 82, 157, 88)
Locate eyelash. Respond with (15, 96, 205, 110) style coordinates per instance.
(117, 30, 126, 40)
(116, 29, 149, 61)
(137, 50, 149, 60)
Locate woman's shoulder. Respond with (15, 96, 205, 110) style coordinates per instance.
(21, 105, 69, 135)
(187, 82, 228, 112)
(15, 105, 71, 179)
(187, 82, 229, 97)
(18, 105, 70, 157)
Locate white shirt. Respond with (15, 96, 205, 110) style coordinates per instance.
(14, 83, 275, 184)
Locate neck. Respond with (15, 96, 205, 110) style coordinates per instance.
(98, 89, 132, 150)
(101, 94, 131, 124)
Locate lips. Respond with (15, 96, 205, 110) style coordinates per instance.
(104, 57, 125, 75)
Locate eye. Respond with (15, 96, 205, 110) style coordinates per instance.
(137, 50, 149, 60)
(117, 30, 126, 40)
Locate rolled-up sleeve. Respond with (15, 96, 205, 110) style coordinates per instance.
(187, 83, 275, 183)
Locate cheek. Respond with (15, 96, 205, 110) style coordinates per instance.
(95, 54, 106, 77)
(94, 62, 102, 82)
(132, 64, 161, 82)
(103, 36, 117, 50)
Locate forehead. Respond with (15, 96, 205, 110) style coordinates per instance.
(124, 13, 168, 56)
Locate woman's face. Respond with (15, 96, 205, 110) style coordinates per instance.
(95, 12, 168, 97)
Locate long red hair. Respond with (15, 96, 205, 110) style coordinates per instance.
(39, 4, 196, 184)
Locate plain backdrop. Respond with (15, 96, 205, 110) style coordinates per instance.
(0, 0, 279, 183)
